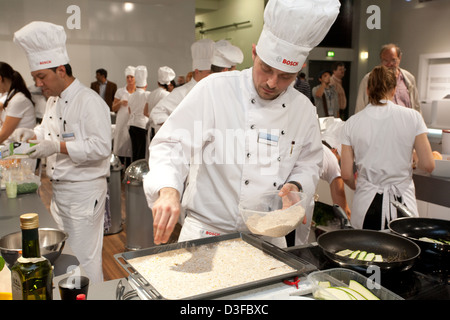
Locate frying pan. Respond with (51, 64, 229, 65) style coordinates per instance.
(389, 217, 450, 256)
(316, 205, 421, 272)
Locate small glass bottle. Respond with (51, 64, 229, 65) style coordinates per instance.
(11, 213, 53, 300)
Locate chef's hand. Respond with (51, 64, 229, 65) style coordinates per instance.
(11, 128, 36, 142)
(279, 182, 307, 224)
(152, 187, 181, 245)
(26, 140, 60, 159)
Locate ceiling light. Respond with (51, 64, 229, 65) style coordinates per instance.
(124, 2, 134, 12)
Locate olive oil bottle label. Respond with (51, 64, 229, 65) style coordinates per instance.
(11, 271, 23, 300)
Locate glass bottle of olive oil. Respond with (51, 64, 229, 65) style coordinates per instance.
(11, 213, 53, 300)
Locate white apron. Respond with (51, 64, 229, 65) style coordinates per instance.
(113, 101, 132, 157)
(351, 175, 418, 229)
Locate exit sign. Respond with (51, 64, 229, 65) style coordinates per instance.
(327, 50, 335, 57)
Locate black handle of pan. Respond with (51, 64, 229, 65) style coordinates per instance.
(332, 204, 353, 229)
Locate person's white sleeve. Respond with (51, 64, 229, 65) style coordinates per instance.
(144, 86, 212, 208)
(149, 92, 180, 126)
(320, 145, 341, 184)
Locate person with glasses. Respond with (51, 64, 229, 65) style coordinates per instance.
(355, 44, 421, 114)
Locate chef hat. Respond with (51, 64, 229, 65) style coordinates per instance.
(228, 45, 244, 66)
(13, 21, 70, 72)
(158, 66, 176, 85)
(135, 65, 147, 87)
(191, 38, 215, 71)
(212, 40, 244, 68)
(212, 43, 234, 69)
(125, 66, 136, 77)
(256, 0, 340, 73)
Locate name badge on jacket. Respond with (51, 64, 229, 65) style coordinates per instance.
(62, 132, 76, 141)
(258, 132, 279, 146)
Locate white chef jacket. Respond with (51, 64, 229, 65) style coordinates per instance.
(127, 88, 149, 130)
(113, 87, 132, 157)
(150, 79, 197, 132)
(342, 101, 427, 229)
(145, 87, 170, 158)
(144, 68, 322, 245)
(34, 79, 111, 181)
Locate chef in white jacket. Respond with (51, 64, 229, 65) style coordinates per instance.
(149, 39, 215, 134)
(144, 0, 340, 247)
(13, 21, 111, 284)
(145, 66, 176, 154)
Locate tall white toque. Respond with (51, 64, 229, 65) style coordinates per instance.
(135, 65, 148, 87)
(191, 38, 215, 71)
(14, 21, 70, 72)
(158, 66, 176, 85)
(256, 0, 340, 73)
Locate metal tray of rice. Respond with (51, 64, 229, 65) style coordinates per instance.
(114, 232, 316, 300)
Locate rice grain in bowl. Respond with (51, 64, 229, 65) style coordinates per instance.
(239, 191, 307, 237)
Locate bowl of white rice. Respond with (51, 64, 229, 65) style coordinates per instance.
(239, 191, 307, 238)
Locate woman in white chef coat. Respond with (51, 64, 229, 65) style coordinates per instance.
(144, 0, 341, 247)
(0, 62, 36, 144)
(112, 66, 135, 168)
(144, 66, 176, 153)
(341, 66, 435, 230)
(127, 66, 150, 162)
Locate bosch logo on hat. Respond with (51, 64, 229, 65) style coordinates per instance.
(282, 59, 298, 67)
(40, 60, 52, 65)
(276, 56, 299, 67)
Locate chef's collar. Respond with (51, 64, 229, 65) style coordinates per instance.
(247, 68, 289, 107)
(58, 78, 79, 103)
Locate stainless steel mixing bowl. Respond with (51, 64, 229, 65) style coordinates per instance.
(0, 228, 68, 269)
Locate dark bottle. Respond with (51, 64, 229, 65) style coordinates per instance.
(11, 213, 53, 300)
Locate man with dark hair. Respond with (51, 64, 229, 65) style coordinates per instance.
(330, 61, 347, 119)
(13, 21, 111, 284)
(312, 70, 339, 118)
(294, 72, 311, 100)
(91, 68, 117, 110)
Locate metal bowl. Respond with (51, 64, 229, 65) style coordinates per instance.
(0, 228, 68, 269)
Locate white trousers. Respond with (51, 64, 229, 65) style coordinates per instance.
(50, 178, 107, 284)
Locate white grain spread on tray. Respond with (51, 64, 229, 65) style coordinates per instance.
(127, 239, 295, 299)
(245, 205, 305, 237)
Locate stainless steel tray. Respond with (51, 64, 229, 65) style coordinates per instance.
(114, 232, 317, 300)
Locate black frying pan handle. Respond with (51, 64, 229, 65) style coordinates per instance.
(332, 204, 353, 229)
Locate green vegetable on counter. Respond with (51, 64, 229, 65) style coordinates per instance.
(16, 182, 39, 194)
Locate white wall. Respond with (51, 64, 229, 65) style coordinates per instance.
(195, 0, 265, 70)
(389, 0, 450, 81)
(0, 0, 195, 90)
